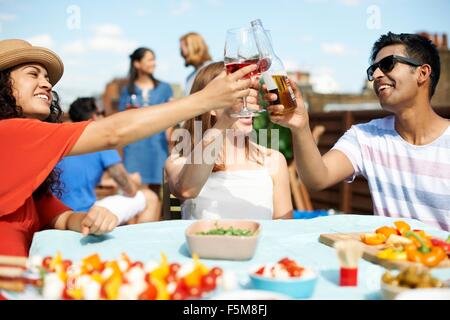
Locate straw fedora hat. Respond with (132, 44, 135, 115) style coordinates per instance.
(0, 39, 64, 85)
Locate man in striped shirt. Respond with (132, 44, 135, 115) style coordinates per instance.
(266, 32, 449, 231)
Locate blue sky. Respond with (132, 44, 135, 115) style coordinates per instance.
(1, 0, 449, 107)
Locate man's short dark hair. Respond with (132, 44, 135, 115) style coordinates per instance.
(69, 97, 97, 122)
(370, 32, 441, 98)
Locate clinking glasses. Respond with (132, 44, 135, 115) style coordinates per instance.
(366, 55, 422, 81)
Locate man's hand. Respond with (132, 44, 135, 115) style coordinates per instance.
(81, 206, 118, 236)
(263, 77, 310, 131)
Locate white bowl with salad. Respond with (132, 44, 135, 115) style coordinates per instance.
(185, 220, 261, 261)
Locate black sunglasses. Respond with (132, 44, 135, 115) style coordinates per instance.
(366, 55, 422, 81)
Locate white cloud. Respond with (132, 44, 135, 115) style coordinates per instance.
(171, 0, 192, 16)
(304, 0, 361, 5)
(26, 34, 54, 48)
(299, 35, 314, 43)
(204, 0, 223, 6)
(93, 24, 123, 37)
(61, 58, 84, 67)
(310, 67, 341, 93)
(0, 13, 16, 22)
(89, 36, 137, 54)
(88, 24, 138, 54)
(61, 24, 138, 56)
(61, 40, 86, 55)
(338, 0, 361, 6)
(284, 59, 302, 72)
(304, 0, 327, 3)
(320, 42, 358, 56)
(135, 8, 149, 17)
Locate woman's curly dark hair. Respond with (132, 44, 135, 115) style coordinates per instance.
(0, 68, 64, 198)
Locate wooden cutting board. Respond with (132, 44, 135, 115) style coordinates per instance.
(319, 232, 450, 270)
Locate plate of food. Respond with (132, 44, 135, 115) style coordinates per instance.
(320, 220, 450, 269)
(248, 257, 318, 299)
(185, 220, 261, 260)
(380, 265, 449, 300)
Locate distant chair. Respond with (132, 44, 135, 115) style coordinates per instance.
(289, 125, 325, 211)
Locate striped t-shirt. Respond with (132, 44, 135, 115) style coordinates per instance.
(332, 115, 450, 231)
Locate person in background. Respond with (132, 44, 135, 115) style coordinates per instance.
(266, 32, 449, 231)
(180, 32, 213, 96)
(57, 97, 160, 225)
(118, 47, 173, 211)
(102, 77, 128, 116)
(0, 38, 257, 256)
(165, 62, 293, 220)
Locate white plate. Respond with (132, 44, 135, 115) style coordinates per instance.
(210, 289, 291, 300)
(395, 288, 450, 300)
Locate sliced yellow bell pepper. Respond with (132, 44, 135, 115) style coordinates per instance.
(104, 276, 122, 300)
(150, 253, 170, 282)
(377, 247, 407, 261)
(152, 278, 169, 300)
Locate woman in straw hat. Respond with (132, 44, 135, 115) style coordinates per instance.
(0, 39, 258, 256)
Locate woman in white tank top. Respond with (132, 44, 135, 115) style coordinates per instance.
(165, 62, 293, 220)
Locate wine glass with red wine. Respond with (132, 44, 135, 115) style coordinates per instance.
(224, 27, 270, 118)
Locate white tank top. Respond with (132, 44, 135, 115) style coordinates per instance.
(181, 169, 274, 220)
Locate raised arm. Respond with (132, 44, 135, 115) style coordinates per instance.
(69, 65, 257, 156)
(265, 80, 354, 191)
(165, 117, 233, 200)
(267, 150, 293, 219)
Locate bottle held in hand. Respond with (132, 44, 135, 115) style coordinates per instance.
(251, 19, 297, 115)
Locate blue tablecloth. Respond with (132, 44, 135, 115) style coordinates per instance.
(10, 215, 450, 299)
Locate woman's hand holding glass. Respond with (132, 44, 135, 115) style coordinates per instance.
(198, 64, 258, 114)
(218, 78, 260, 127)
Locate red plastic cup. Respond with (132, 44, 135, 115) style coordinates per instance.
(340, 267, 358, 286)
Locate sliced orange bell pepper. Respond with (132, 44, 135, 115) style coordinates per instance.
(405, 244, 447, 267)
(361, 233, 386, 245)
(394, 221, 411, 236)
(422, 246, 447, 267)
(405, 244, 423, 263)
(405, 231, 433, 251)
(82, 253, 102, 272)
(376, 226, 398, 239)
